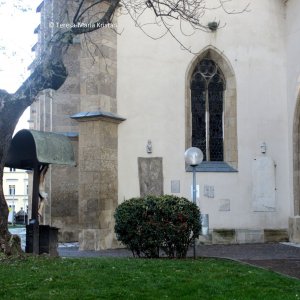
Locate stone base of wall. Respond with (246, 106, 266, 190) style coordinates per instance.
(197, 234, 212, 245)
(78, 229, 121, 250)
(264, 229, 289, 242)
(78, 227, 290, 249)
(58, 229, 79, 243)
(237, 229, 265, 243)
(289, 216, 300, 243)
(199, 228, 289, 244)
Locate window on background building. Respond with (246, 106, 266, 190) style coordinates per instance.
(9, 185, 15, 195)
(191, 58, 225, 161)
(9, 168, 16, 172)
(26, 184, 28, 195)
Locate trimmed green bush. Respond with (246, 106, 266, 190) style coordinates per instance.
(114, 195, 201, 258)
(157, 195, 201, 258)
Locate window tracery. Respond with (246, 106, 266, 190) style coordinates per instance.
(191, 59, 225, 161)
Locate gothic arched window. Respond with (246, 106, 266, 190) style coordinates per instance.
(191, 59, 225, 161)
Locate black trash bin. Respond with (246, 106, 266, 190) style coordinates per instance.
(26, 224, 59, 256)
(15, 209, 28, 225)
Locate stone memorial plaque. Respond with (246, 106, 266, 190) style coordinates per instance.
(138, 157, 163, 197)
(252, 156, 276, 212)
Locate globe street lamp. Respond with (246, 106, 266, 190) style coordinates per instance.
(184, 147, 203, 259)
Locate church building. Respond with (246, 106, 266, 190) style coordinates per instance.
(29, 0, 300, 250)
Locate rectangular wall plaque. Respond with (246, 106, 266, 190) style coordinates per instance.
(171, 180, 180, 193)
(138, 157, 163, 197)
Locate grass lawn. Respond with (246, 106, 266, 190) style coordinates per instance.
(0, 257, 300, 300)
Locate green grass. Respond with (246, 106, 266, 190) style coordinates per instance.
(0, 257, 300, 300)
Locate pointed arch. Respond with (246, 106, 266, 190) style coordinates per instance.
(185, 46, 238, 170)
(293, 90, 300, 215)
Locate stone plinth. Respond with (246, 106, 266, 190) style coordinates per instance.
(236, 229, 264, 244)
(289, 216, 300, 243)
(79, 229, 120, 251)
(212, 228, 288, 244)
(212, 229, 236, 244)
(264, 229, 288, 242)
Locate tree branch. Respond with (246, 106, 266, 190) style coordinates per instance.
(11, 43, 68, 112)
(71, 0, 120, 34)
(73, 0, 106, 24)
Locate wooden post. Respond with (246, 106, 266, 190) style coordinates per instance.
(31, 164, 41, 255)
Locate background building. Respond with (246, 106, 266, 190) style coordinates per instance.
(30, 0, 300, 249)
(4, 167, 28, 223)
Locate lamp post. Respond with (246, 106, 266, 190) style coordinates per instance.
(184, 147, 203, 259)
(12, 193, 15, 226)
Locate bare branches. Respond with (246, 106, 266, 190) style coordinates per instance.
(1, 0, 249, 117)
(2, 0, 121, 113)
(216, 0, 250, 14)
(13, 55, 67, 101)
(117, 0, 249, 54)
(71, 0, 120, 34)
(73, 0, 105, 24)
(73, 0, 86, 23)
(146, 0, 207, 29)
(122, 0, 249, 34)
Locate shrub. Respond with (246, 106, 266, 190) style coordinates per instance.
(157, 195, 201, 258)
(114, 196, 160, 258)
(114, 195, 201, 258)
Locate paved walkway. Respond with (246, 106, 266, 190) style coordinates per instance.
(58, 243, 300, 280)
(11, 227, 300, 279)
(197, 243, 300, 280)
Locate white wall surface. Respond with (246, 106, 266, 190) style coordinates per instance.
(117, 0, 291, 230)
(286, 0, 300, 215)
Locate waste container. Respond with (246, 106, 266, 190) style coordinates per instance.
(26, 224, 59, 256)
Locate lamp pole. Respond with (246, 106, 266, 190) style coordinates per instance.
(192, 165, 197, 259)
(12, 193, 15, 226)
(184, 147, 203, 259)
(193, 166, 196, 205)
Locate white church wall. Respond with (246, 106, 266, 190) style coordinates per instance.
(286, 0, 300, 215)
(117, 0, 290, 231)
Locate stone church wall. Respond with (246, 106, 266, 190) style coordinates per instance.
(30, 0, 120, 246)
(286, 0, 300, 215)
(29, 0, 300, 246)
(286, 0, 300, 242)
(30, 1, 81, 242)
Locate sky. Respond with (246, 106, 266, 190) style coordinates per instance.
(0, 0, 41, 132)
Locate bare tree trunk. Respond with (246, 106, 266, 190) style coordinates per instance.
(0, 91, 35, 255)
(0, 165, 23, 256)
(0, 0, 119, 256)
(0, 123, 22, 256)
(0, 0, 116, 256)
(0, 48, 68, 256)
(0, 163, 10, 254)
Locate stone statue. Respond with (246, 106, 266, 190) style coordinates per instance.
(146, 140, 152, 154)
(38, 165, 49, 220)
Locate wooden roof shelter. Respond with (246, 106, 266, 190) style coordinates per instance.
(5, 129, 75, 255)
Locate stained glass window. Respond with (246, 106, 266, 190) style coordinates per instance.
(191, 59, 225, 161)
